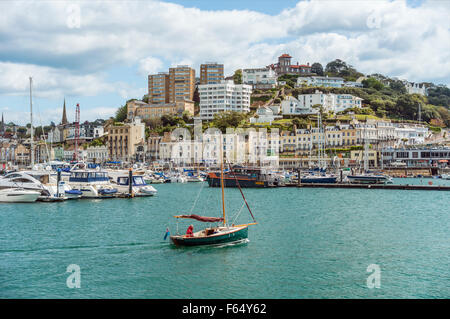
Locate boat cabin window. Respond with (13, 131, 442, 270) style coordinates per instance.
(117, 177, 129, 185)
(12, 178, 33, 183)
(6, 173, 21, 179)
(133, 176, 145, 185)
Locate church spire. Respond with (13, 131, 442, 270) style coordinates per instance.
(61, 98, 68, 125)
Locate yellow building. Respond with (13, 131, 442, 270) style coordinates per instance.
(340, 125, 358, 146)
(127, 100, 194, 120)
(106, 119, 146, 161)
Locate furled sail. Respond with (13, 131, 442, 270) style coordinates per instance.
(174, 214, 224, 223)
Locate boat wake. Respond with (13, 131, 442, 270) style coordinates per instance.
(209, 238, 250, 248)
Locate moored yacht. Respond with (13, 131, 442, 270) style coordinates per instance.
(68, 170, 118, 198)
(0, 171, 79, 201)
(113, 175, 157, 196)
(0, 188, 41, 203)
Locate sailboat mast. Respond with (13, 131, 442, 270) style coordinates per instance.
(30, 77, 34, 167)
(220, 143, 226, 226)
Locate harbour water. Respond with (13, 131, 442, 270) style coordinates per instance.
(1, 178, 449, 298)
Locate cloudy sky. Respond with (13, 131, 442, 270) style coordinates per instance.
(0, 0, 449, 125)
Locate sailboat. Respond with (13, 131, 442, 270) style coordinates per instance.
(300, 113, 337, 184)
(346, 124, 392, 184)
(169, 157, 257, 246)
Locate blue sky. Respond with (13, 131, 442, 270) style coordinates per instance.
(0, 0, 447, 126)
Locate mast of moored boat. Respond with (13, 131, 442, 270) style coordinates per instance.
(220, 143, 226, 227)
(29, 77, 34, 167)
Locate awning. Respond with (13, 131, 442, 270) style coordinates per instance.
(174, 214, 224, 223)
(438, 160, 448, 163)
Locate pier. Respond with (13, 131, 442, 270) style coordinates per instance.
(292, 183, 450, 191)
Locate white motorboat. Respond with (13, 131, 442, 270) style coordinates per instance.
(0, 171, 78, 201)
(68, 170, 118, 198)
(170, 174, 188, 183)
(186, 175, 204, 182)
(0, 188, 41, 203)
(144, 174, 165, 184)
(113, 175, 157, 196)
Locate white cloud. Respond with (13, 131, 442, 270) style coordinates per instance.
(138, 57, 164, 75)
(0, 62, 113, 99)
(0, 0, 449, 102)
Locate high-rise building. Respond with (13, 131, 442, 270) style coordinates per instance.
(168, 65, 195, 103)
(148, 73, 170, 104)
(200, 62, 224, 85)
(198, 80, 252, 120)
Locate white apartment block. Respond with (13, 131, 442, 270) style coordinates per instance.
(335, 94, 363, 112)
(198, 80, 252, 120)
(242, 67, 277, 89)
(281, 91, 362, 115)
(405, 82, 428, 96)
(297, 76, 344, 88)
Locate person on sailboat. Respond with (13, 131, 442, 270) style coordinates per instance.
(186, 225, 194, 237)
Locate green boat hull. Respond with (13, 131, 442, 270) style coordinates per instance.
(170, 226, 248, 246)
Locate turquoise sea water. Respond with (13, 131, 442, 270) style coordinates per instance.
(1, 178, 449, 299)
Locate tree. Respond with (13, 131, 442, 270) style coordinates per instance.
(17, 127, 27, 137)
(311, 62, 324, 76)
(211, 111, 247, 132)
(325, 59, 348, 74)
(115, 104, 127, 122)
(394, 95, 421, 120)
(389, 80, 407, 94)
(362, 77, 384, 91)
(233, 69, 242, 84)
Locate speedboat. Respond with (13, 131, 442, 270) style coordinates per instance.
(68, 170, 118, 198)
(0, 188, 41, 203)
(113, 175, 157, 196)
(0, 171, 78, 201)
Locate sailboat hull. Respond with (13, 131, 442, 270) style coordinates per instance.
(170, 226, 248, 246)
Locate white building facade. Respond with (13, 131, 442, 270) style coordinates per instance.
(198, 80, 252, 120)
(298, 76, 345, 88)
(242, 67, 277, 89)
(281, 91, 362, 115)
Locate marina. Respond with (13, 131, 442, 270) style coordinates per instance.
(1, 179, 448, 298)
